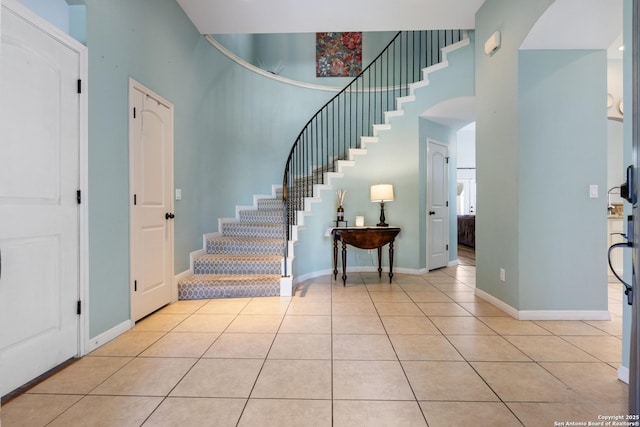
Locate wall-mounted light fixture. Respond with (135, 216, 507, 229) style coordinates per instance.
(484, 31, 501, 55)
(370, 184, 394, 227)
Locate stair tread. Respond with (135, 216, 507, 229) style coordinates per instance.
(224, 222, 283, 227)
(207, 236, 283, 243)
(242, 208, 282, 212)
(196, 254, 281, 261)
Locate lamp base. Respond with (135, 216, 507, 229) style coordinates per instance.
(377, 201, 389, 227)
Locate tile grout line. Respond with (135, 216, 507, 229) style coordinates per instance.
(366, 272, 432, 426)
(233, 296, 293, 426)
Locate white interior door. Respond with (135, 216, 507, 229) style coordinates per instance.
(130, 80, 174, 322)
(427, 141, 449, 270)
(0, 1, 84, 397)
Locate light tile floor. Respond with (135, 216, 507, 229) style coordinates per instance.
(1, 266, 629, 426)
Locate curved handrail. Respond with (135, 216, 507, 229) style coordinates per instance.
(282, 30, 465, 277)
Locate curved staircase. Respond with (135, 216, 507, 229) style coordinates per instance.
(179, 30, 469, 300)
(178, 188, 285, 299)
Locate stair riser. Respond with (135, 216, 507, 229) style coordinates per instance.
(179, 283, 280, 299)
(207, 239, 283, 255)
(194, 260, 281, 275)
(257, 198, 283, 209)
(239, 210, 284, 224)
(222, 224, 284, 239)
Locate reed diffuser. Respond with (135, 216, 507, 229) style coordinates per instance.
(336, 189, 346, 221)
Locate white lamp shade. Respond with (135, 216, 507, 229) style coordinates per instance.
(370, 184, 394, 202)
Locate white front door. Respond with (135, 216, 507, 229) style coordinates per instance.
(130, 80, 174, 322)
(0, 1, 85, 396)
(427, 141, 449, 270)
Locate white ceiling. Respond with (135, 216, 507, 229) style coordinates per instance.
(420, 97, 475, 130)
(521, 0, 622, 50)
(176, 0, 485, 34)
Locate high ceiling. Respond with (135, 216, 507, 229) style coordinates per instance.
(177, 0, 621, 53)
(177, 0, 623, 129)
(521, 0, 622, 51)
(176, 0, 486, 34)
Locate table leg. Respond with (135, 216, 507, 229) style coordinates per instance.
(388, 239, 395, 283)
(333, 238, 338, 280)
(341, 241, 348, 286)
(377, 247, 382, 278)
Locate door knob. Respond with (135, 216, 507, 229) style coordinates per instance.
(429, 211, 436, 215)
(165, 212, 175, 220)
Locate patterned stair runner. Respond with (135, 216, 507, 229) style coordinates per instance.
(178, 189, 284, 299)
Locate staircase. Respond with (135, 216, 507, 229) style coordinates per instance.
(178, 188, 286, 299)
(179, 30, 467, 300)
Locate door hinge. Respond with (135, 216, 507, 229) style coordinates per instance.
(446, 157, 449, 164)
(133, 107, 136, 119)
(134, 194, 137, 205)
(76, 190, 82, 204)
(76, 300, 82, 315)
(77, 79, 82, 94)
(446, 244, 449, 251)
(446, 201, 449, 207)
(134, 280, 137, 292)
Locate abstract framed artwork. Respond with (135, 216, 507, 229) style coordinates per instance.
(316, 32, 362, 77)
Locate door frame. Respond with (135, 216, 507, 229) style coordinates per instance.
(128, 78, 175, 321)
(426, 139, 450, 271)
(1, 0, 89, 357)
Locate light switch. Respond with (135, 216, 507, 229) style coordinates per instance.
(589, 185, 598, 199)
(175, 189, 182, 200)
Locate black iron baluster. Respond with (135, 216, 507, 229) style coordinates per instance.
(282, 30, 465, 277)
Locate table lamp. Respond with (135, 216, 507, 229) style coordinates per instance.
(370, 184, 394, 227)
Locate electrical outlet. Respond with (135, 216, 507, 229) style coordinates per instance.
(499, 268, 506, 282)
(175, 189, 182, 200)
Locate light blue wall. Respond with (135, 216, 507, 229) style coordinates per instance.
(68, 4, 86, 44)
(518, 49, 607, 311)
(18, 0, 69, 33)
(292, 40, 475, 277)
(213, 34, 256, 63)
(22, 0, 625, 345)
(216, 32, 397, 86)
(83, 0, 335, 337)
(476, 0, 609, 313)
(475, 0, 552, 309)
(16, 0, 85, 44)
(23, 0, 461, 337)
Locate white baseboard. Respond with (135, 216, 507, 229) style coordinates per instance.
(518, 310, 611, 321)
(293, 269, 334, 284)
(474, 288, 519, 318)
(474, 288, 612, 320)
(86, 319, 133, 354)
(292, 267, 428, 285)
(619, 365, 630, 384)
(396, 267, 429, 275)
